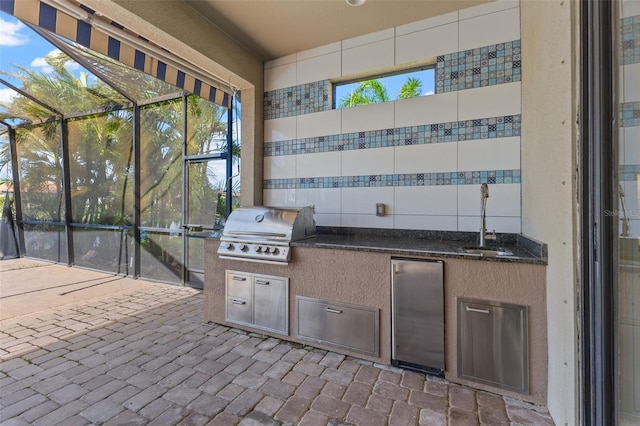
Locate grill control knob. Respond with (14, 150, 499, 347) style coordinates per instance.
(264, 247, 271, 253)
(239, 244, 248, 252)
(272, 248, 279, 255)
(255, 246, 263, 253)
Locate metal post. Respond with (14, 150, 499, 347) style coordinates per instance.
(8, 126, 25, 256)
(60, 118, 75, 265)
(181, 93, 188, 285)
(133, 104, 141, 278)
(226, 93, 234, 218)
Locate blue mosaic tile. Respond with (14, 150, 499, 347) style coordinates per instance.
(263, 169, 521, 189)
(621, 15, 640, 65)
(436, 40, 521, 94)
(263, 80, 330, 120)
(621, 101, 640, 127)
(264, 115, 521, 157)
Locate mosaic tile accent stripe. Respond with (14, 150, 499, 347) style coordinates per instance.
(621, 101, 640, 127)
(436, 40, 521, 93)
(620, 164, 640, 181)
(264, 169, 521, 189)
(622, 15, 640, 65)
(264, 115, 521, 157)
(263, 80, 330, 120)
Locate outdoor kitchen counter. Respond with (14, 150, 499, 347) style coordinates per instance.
(292, 228, 547, 265)
(204, 230, 548, 405)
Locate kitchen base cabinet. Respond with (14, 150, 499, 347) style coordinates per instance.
(225, 270, 288, 335)
(457, 298, 529, 394)
(296, 296, 379, 356)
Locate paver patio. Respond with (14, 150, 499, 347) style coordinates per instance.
(0, 258, 555, 425)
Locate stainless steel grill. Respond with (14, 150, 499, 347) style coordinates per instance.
(217, 206, 316, 264)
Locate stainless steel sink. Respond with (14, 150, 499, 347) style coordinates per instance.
(461, 246, 514, 256)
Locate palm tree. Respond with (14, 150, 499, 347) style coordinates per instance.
(339, 79, 390, 108)
(339, 76, 424, 107)
(398, 77, 423, 99)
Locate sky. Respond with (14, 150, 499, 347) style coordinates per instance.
(0, 12, 83, 105)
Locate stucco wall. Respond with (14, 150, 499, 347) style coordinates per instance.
(520, 1, 578, 425)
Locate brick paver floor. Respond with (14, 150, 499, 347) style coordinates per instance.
(0, 259, 555, 425)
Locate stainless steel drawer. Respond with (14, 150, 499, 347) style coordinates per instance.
(226, 271, 252, 299)
(226, 296, 252, 325)
(296, 296, 379, 356)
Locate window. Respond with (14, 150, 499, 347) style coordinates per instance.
(334, 66, 435, 109)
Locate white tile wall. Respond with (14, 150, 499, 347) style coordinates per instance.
(263, 189, 296, 207)
(263, 3, 523, 233)
(342, 146, 395, 176)
(341, 214, 394, 229)
(458, 215, 522, 233)
(395, 186, 457, 215)
(459, 7, 520, 51)
(297, 42, 342, 62)
(297, 109, 341, 139)
(341, 101, 395, 134)
(296, 188, 341, 214)
(623, 63, 640, 103)
(458, 137, 520, 172)
(264, 155, 296, 180)
(458, 82, 521, 121)
(264, 60, 296, 92)
(314, 213, 342, 227)
(394, 215, 457, 231)
(622, 127, 640, 166)
(622, 0, 640, 18)
(342, 37, 395, 77)
(341, 187, 394, 214)
(264, 116, 296, 143)
(458, 184, 521, 217)
(394, 143, 458, 174)
(297, 52, 341, 86)
(396, 22, 458, 65)
(296, 152, 342, 178)
(394, 92, 457, 128)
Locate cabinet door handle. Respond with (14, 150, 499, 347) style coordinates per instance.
(466, 306, 491, 314)
(232, 299, 246, 305)
(325, 307, 342, 314)
(233, 276, 247, 281)
(255, 280, 270, 285)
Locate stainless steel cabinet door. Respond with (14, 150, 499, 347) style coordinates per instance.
(458, 298, 529, 393)
(226, 296, 252, 325)
(253, 275, 288, 334)
(391, 259, 445, 371)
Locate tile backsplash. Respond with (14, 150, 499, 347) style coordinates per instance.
(263, 0, 522, 232)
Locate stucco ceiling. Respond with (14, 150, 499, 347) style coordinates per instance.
(184, 0, 491, 61)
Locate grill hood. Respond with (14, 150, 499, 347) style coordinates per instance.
(217, 206, 316, 263)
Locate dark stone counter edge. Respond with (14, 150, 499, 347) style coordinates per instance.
(290, 227, 548, 265)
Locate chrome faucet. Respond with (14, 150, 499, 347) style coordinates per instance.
(479, 183, 496, 247)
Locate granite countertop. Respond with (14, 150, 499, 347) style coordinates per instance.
(292, 227, 548, 265)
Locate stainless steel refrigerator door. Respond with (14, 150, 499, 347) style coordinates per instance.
(391, 259, 445, 371)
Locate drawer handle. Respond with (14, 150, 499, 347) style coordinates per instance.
(232, 299, 246, 305)
(255, 280, 270, 285)
(325, 307, 343, 314)
(233, 276, 247, 281)
(466, 306, 491, 314)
